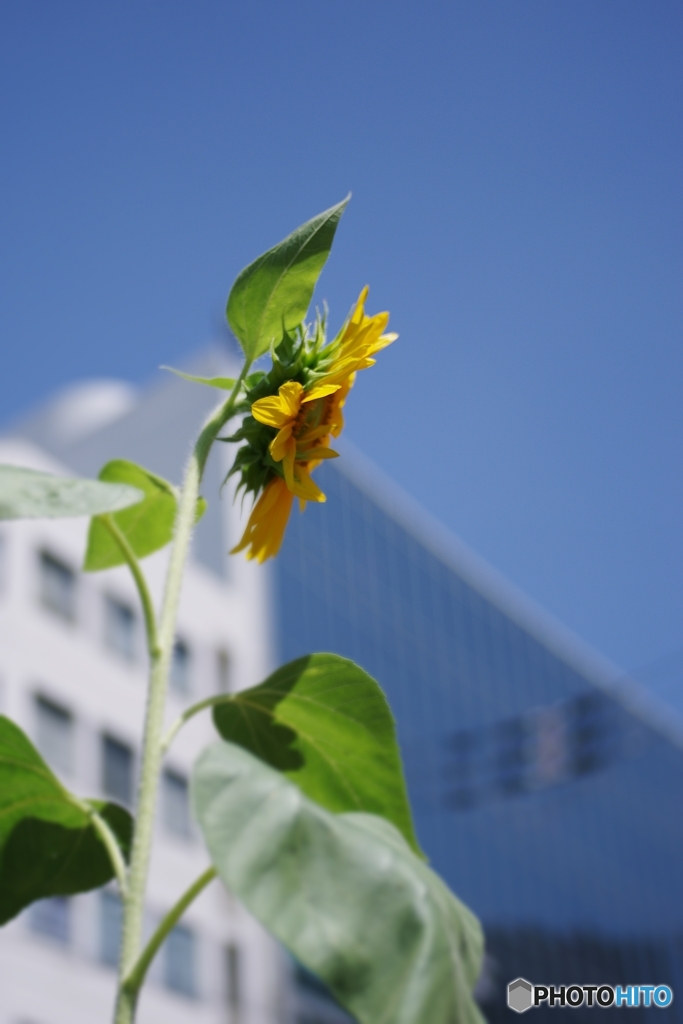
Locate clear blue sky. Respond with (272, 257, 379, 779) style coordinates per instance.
(1, 2, 681, 680)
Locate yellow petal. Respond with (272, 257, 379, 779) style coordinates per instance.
(230, 478, 294, 562)
(299, 446, 339, 460)
(351, 286, 369, 324)
(290, 465, 326, 503)
(297, 423, 332, 445)
(278, 380, 305, 417)
(303, 383, 341, 402)
(282, 438, 297, 491)
(269, 424, 294, 462)
(252, 395, 291, 428)
(368, 331, 398, 355)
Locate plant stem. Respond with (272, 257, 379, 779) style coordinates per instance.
(113, 366, 250, 1024)
(90, 810, 129, 898)
(160, 694, 233, 755)
(121, 866, 217, 997)
(101, 514, 161, 658)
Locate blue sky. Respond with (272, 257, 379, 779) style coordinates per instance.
(1, 1, 681, 680)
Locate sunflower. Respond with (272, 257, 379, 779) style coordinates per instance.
(230, 288, 396, 562)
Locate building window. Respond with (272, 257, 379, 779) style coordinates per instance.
(444, 730, 478, 809)
(216, 648, 231, 693)
(104, 595, 136, 661)
(495, 717, 530, 795)
(534, 706, 569, 787)
(35, 695, 73, 776)
(569, 693, 611, 776)
(170, 639, 191, 695)
(100, 889, 123, 966)
(39, 550, 76, 622)
(162, 769, 191, 838)
(30, 897, 70, 944)
(164, 924, 196, 997)
(224, 943, 241, 1016)
(102, 734, 134, 807)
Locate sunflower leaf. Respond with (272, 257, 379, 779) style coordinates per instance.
(226, 196, 350, 361)
(212, 653, 421, 855)
(0, 465, 142, 521)
(84, 460, 178, 571)
(83, 460, 205, 571)
(192, 741, 485, 1024)
(0, 716, 132, 925)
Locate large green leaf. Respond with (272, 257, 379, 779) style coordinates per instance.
(212, 653, 421, 855)
(226, 197, 349, 360)
(0, 716, 132, 925)
(193, 742, 485, 1024)
(0, 465, 142, 520)
(84, 459, 201, 571)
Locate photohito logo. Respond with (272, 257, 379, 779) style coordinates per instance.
(507, 979, 674, 1012)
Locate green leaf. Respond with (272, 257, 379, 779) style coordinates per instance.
(0, 465, 143, 521)
(84, 460, 178, 571)
(0, 716, 132, 925)
(193, 742, 485, 1024)
(195, 495, 207, 523)
(212, 653, 421, 855)
(227, 196, 350, 360)
(161, 366, 238, 391)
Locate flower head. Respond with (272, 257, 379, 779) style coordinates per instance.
(251, 380, 341, 501)
(228, 288, 396, 562)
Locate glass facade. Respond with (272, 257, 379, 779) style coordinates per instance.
(275, 461, 683, 1022)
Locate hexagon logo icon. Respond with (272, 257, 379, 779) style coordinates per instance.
(508, 978, 534, 1013)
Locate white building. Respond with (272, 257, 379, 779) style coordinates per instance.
(0, 349, 344, 1024)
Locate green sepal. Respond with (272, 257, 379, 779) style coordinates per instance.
(226, 196, 350, 361)
(192, 742, 485, 1024)
(195, 496, 208, 523)
(83, 460, 205, 571)
(0, 465, 143, 521)
(0, 716, 132, 925)
(220, 413, 281, 500)
(212, 653, 421, 855)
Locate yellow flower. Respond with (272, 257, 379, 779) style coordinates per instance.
(251, 380, 342, 501)
(231, 287, 396, 562)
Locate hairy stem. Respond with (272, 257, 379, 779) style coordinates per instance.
(113, 365, 250, 1024)
(122, 867, 217, 997)
(101, 514, 161, 658)
(90, 810, 129, 898)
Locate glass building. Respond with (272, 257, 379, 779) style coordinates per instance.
(275, 449, 683, 1023)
